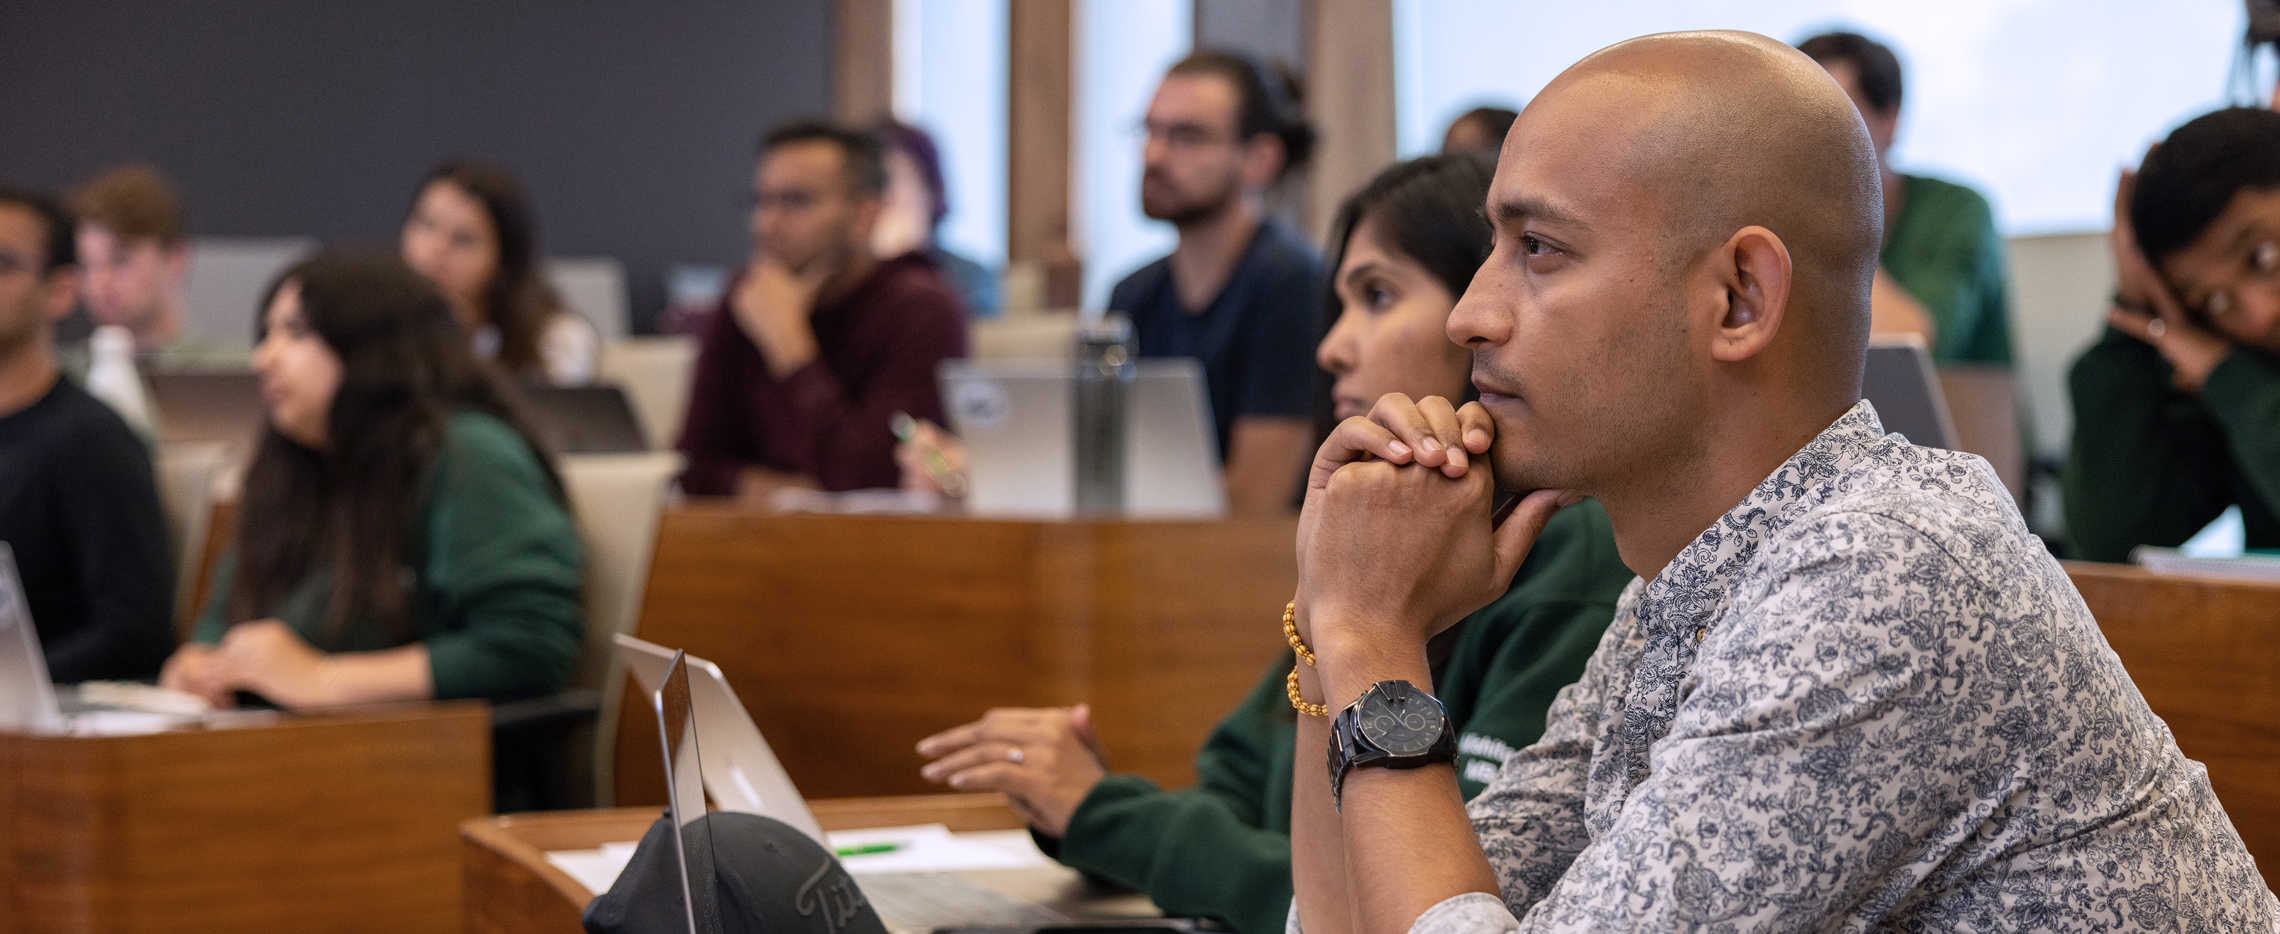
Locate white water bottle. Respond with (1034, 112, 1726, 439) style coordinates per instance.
(84, 326, 156, 437)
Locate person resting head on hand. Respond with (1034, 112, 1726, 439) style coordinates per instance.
(160, 251, 585, 710)
(914, 154, 1634, 934)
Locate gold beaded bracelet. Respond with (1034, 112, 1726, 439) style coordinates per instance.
(1282, 602, 1329, 717)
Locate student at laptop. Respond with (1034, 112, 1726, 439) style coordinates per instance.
(159, 251, 584, 708)
(401, 159, 599, 385)
(0, 184, 173, 684)
(1109, 50, 1324, 516)
(677, 120, 967, 499)
(2068, 107, 2280, 561)
(914, 155, 1633, 934)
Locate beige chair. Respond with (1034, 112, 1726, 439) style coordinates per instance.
(153, 442, 228, 637)
(596, 337, 698, 450)
(558, 451, 682, 805)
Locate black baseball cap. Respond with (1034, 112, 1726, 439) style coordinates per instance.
(583, 811, 889, 934)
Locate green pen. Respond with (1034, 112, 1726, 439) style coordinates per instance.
(891, 411, 968, 497)
(833, 842, 903, 857)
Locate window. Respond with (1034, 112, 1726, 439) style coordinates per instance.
(1394, 0, 2247, 234)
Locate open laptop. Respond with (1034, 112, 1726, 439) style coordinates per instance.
(655, 650, 724, 934)
(617, 634, 827, 843)
(522, 383, 652, 454)
(0, 544, 209, 734)
(939, 359, 1224, 518)
(1862, 337, 1959, 450)
(620, 635, 1085, 932)
(0, 544, 66, 733)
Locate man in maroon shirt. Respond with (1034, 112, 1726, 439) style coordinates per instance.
(677, 121, 967, 498)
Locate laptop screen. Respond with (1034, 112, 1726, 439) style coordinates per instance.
(655, 651, 723, 934)
(0, 543, 65, 732)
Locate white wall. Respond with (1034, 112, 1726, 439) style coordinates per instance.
(1394, 0, 2247, 236)
(894, 0, 1011, 268)
(1075, 0, 1192, 308)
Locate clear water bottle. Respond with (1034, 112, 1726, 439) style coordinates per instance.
(84, 326, 156, 438)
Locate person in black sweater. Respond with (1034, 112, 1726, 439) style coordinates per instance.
(0, 184, 172, 682)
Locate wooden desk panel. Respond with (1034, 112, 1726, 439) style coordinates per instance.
(1, 703, 489, 934)
(615, 509, 1294, 805)
(2066, 561, 2280, 881)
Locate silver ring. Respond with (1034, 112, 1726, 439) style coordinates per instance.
(1006, 747, 1025, 764)
(2147, 318, 2168, 341)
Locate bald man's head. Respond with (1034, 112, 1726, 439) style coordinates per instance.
(1446, 31, 1882, 499)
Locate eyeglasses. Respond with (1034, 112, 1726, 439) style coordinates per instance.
(1137, 119, 1238, 150)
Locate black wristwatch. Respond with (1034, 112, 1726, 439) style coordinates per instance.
(1327, 680, 1456, 810)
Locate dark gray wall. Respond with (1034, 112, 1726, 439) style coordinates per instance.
(0, 1, 833, 332)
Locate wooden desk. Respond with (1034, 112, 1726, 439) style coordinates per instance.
(0, 702, 489, 933)
(462, 795, 1155, 934)
(2066, 561, 2280, 881)
(614, 509, 1295, 804)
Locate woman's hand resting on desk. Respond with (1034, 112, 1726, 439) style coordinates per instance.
(916, 704, 1107, 838)
(157, 642, 235, 708)
(158, 620, 340, 709)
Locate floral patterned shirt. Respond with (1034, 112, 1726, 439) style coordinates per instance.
(1305, 401, 2278, 933)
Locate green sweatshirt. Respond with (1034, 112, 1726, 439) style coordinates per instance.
(1884, 173, 2015, 366)
(1042, 501, 1632, 934)
(2065, 329, 2280, 562)
(193, 410, 585, 701)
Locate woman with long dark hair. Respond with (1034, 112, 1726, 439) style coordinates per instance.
(910, 154, 1632, 934)
(159, 251, 585, 708)
(401, 159, 599, 383)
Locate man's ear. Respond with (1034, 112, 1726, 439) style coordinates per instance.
(1239, 135, 1287, 191)
(1709, 226, 1791, 364)
(164, 243, 191, 283)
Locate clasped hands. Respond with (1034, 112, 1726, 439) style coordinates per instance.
(1293, 394, 1573, 695)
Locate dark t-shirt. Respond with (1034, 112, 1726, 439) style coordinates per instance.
(1108, 218, 1325, 460)
(676, 253, 969, 494)
(0, 376, 172, 683)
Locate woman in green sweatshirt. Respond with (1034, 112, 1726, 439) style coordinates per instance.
(159, 251, 583, 708)
(2067, 108, 2280, 562)
(914, 154, 1634, 934)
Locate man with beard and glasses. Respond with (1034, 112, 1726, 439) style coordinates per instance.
(1109, 50, 1323, 516)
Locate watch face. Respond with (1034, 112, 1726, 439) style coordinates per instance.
(1357, 684, 1443, 757)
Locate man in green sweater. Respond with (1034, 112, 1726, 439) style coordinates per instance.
(2067, 107, 2280, 561)
(915, 502, 1631, 934)
(1798, 31, 2013, 365)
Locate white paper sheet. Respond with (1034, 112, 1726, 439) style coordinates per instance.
(542, 823, 1055, 898)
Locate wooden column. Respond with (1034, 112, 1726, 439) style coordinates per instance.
(1302, 0, 1394, 239)
(834, 0, 895, 122)
(1008, 0, 1080, 306)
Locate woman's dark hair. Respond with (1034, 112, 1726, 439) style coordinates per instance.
(1322, 152, 1499, 325)
(232, 250, 565, 642)
(874, 119, 951, 229)
(1446, 106, 1519, 150)
(1168, 49, 1319, 180)
(1796, 31, 1904, 114)
(407, 159, 562, 374)
(2133, 107, 2280, 264)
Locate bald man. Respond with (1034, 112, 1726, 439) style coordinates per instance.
(1282, 32, 2276, 932)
